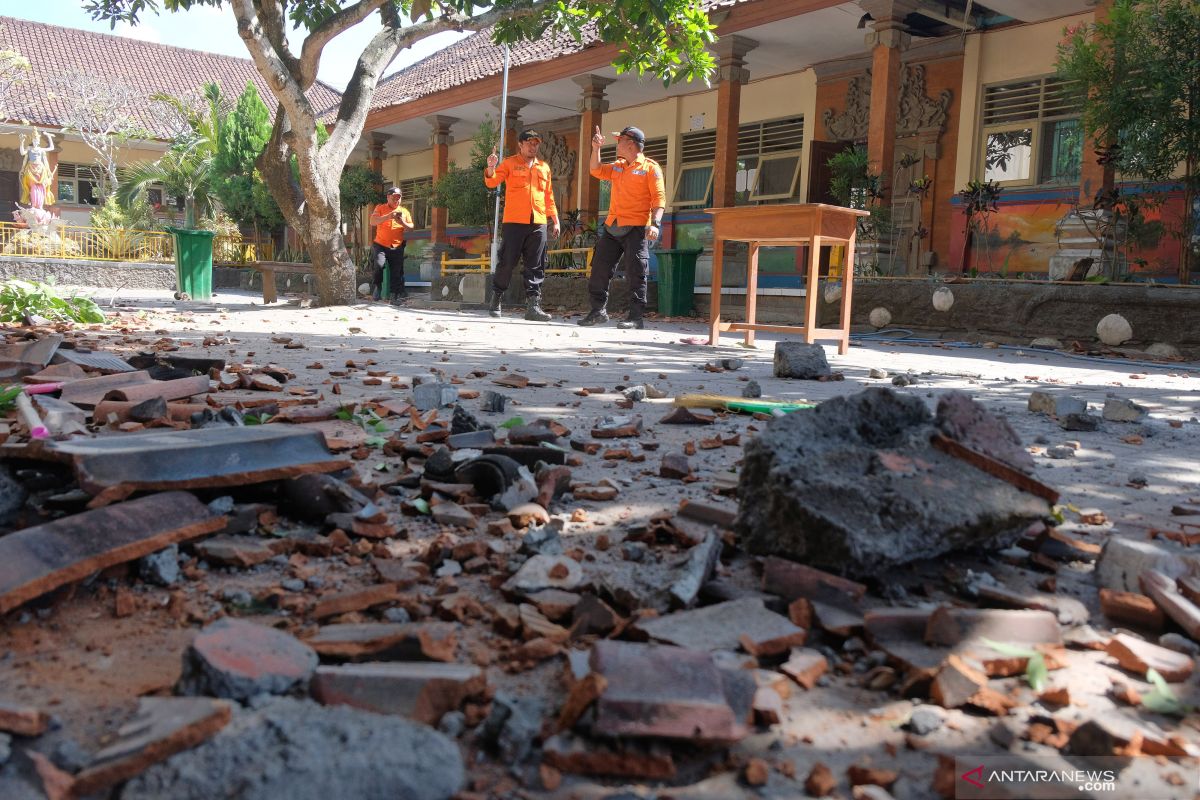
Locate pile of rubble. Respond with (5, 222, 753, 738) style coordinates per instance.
(0, 324, 1197, 799)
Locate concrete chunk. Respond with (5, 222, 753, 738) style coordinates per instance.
(773, 341, 831, 379)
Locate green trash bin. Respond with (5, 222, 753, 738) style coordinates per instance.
(655, 248, 702, 316)
(167, 227, 215, 301)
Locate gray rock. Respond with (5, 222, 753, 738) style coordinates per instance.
(520, 523, 564, 556)
(1059, 413, 1100, 432)
(1027, 391, 1056, 415)
(1095, 537, 1200, 592)
(435, 560, 462, 578)
(1102, 396, 1147, 423)
(0, 732, 8, 766)
(741, 380, 762, 399)
(1046, 446, 1076, 459)
(479, 692, 543, 764)
(1158, 633, 1200, 657)
(1054, 396, 1087, 417)
(1030, 338, 1063, 350)
(720, 358, 744, 371)
(502, 554, 583, 594)
(892, 373, 916, 387)
(622, 385, 647, 402)
(50, 737, 90, 772)
(281, 578, 306, 592)
(382, 607, 412, 624)
(413, 383, 458, 412)
(121, 698, 463, 800)
(138, 545, 180, 587)
(437, 710, 466, 738)
(735, 388, 1051, 575)
(936, 391, 1034, 472)
(479, 391, 508, 413)
(773, 342, 831, 380)
(1145, 342, 1181, 359)
(868, 367, 888, 379)
(905, 706, 944, 736)
(1128, 472, 1148, 487)
(667, 532, 722, 609)
(177, 618, 318, 702)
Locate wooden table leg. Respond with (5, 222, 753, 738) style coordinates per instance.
(838, 230, 857, 355)
(707, 237, 725, 345)
(744, 242, 759, 347)
(262, 270, 277, 304)
(804, 234, 821, 346)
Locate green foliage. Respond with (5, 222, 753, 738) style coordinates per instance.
(340, 164, 384, 221)
(0, 385, 23, 413)
(214, 82, 282, 233)
(1056, 0, 1200, 280)
(334, 404, 389, 447)
(199, 211, 243, 261)
(1142, 668, 1189, 716)
(430, 116, 500, 229)
(118, 139, 215, 229)
(89, 194, 163, 260)
(0, 279, 105, 324)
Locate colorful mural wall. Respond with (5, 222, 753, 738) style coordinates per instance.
(948, 184, 1194, 282)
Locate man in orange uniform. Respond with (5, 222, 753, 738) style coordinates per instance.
(483, 129, 560, 321)
(578, 125, 665, 330)
(368, 186, 414, 303)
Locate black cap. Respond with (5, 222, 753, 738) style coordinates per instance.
(517, 129, 542, 142)
(613, 126, 646, 145)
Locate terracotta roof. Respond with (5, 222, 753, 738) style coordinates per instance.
(371, 0, 749, 111)
(0, 15, 342, 140)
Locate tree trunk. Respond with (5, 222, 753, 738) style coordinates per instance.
(304, 210, 356, 305)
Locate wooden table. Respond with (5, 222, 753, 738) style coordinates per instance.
(705, 203, 869, 354)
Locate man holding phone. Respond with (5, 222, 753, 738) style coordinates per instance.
(369, 186, 414, 304)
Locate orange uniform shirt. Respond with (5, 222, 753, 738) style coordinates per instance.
(484, 155, 558, 225)
(591, 154, 666, 227)
(372, 203, 413, 248)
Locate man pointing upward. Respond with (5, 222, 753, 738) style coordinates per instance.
(483, 129, 560, 321)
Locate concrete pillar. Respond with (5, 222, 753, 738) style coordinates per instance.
(491, 96, 530, 156)
(426, 116, 457, 247)
(367, 132, 390, 175)
(712, 36, 758, 209)
(573, 74, 615, 227)
(860, 0, 917, 200)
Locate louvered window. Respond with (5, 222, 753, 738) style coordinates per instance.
(672, 129, 717, 208)
(398, 176, 433, 228)
(598, 137, 668, 214)
(980, 76, 1083, 186)
(738, 117, 805, 203)
(55, 163, 102, 206)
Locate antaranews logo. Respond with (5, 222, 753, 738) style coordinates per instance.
(952, 756, 1193, 799)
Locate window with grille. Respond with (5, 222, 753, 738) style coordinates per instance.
(673, 129, 717, 207)
(398, 176, 433, 228)
(980, 76, 1083, 186)
(598, 137, 668, 214)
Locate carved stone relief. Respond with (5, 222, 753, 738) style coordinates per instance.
(822, 75, 871, 142)
(540, 130, 576, 214)
(897, 64, 952, 136)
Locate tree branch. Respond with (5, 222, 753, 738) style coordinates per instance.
(232, 0, 316, 143)
(251, 0, 303, 86)
(323, 2, 549, 170)
(299, 0, 389, 91)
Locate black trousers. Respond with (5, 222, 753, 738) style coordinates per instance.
(371, 242, 406, 294)
(588, 225, 649, 315)
(495, 222, 547, 300)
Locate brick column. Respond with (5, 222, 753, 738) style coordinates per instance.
(491, 96, 530, 156)
(426, 116, 457, 247)
(573, 74, 615, 227)
(1078, 0, 1116, 205)
(712, 36, 758, 208)
(367, 132, 390, 175)
(860, 0, 917, 200)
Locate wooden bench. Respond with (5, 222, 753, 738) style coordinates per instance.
(248, 262, 315, 304)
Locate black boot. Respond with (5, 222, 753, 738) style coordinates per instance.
(488, 293, 502, 317)
(524, 298, 551, 322)
(617, 306, 645, 329)
(577, 308, 610, 326)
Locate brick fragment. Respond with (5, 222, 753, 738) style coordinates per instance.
(806, 762, 837, 797)
(780, 648, 828, 690)
(311, 662, 485, 724)
(0, 701, 50, 736)
(1099, 587, 1165, 630)
(313, 583, 399, 619)
(1105, 632, 1194, 682)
